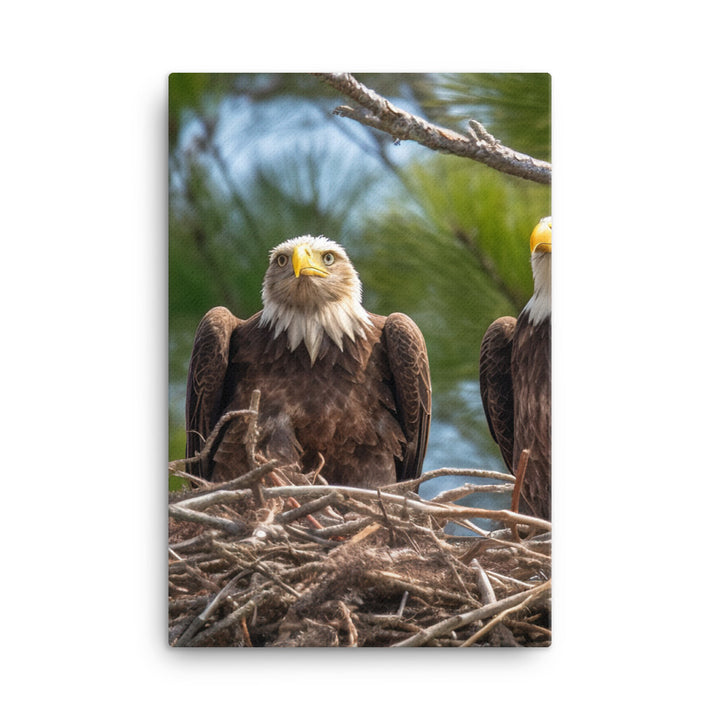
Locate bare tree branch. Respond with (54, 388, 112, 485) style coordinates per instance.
(314, 73, 551, 185)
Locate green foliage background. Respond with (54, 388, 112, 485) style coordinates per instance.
(169, 73, 550, 494)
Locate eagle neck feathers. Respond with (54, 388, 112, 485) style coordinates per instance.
(260, 296, 371, 365)
(525, 250, 551, 326)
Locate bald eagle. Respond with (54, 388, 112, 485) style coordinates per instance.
(479, 217, 551, 520)
(185, 235, 431, 488)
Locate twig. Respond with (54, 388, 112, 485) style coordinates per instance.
(314, 73, 551, 185)
(511, 449, 531, 542)
(470, 559, 497, 605)
(244, 390, 265, 505)
(248, 561, 302, 599)
(240, 616, 253, 646)
(477, 535, 552, 564)
(172, 461, 279, 509)
(186, 409, 257, 467)
(354, 613, 423, 634)
(169, 532, 215, 554)
(460, 584, 546, 647)
(504, 618, 552, 639)
(245, 392, 261, 461)
(367, 570, 478, 607)
(284, 524, 341, 548)
(338, 601, 358, 647)
(276, 492, 341, 525)
(467, 119, 499, 146)
(173, 570, 248, 646)
(485, 570, 535, 590)
(376, 488, 396, 545)
(386, 467, 515, 494)
(428, 532, 477, 603)
(170, 393, 264, 491)
(430, 482, 514, 504)
(418, 467, 517, 484)
(311, 453, 326, 484)
(168, 548, 223, 594)
(393, 580, 551, 647)
(209, 541, 297, 593)
(256, 484, 551, 533)
(310, 515, 377, 539)
(397, 591, 409, 618)
(167, 468, 213, 487)
(168, 504, 245, 535)
(188, 589, 281, 647)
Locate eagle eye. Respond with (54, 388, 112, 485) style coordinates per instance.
(322, 252, 335, 266)
(276, 254, 288, 267)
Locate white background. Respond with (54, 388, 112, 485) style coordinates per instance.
(2, 2, 718, 717)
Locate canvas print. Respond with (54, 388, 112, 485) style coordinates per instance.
(168, 73, 551, 647)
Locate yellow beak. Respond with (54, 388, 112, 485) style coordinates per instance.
(292, 244, 329, 278)
(530, 217, 552, 254)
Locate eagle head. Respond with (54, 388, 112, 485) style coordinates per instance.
(527, 217, 552, 325)
(260, 235, 371, 363)
(530, 216, 552, 255)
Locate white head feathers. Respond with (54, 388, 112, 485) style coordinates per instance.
(260, 235, 371, 364)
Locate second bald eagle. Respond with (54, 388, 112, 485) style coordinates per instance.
(479, 218, 551, 520)
(185, 235, 431, 488)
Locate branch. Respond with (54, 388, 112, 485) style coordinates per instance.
(393, 580, 551, 647)
(168, 504, 245, 535)
(170, 460, 280, 502)
(170, 408, 258, 475)
(263, 484, 552, 534)
(387, 466, 516, 495)
(314, 73, 551, 185)
(429, 482, 515, 504)
(459, 585, 543, 646)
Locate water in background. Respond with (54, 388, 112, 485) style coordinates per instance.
(420, 380, 511, 534)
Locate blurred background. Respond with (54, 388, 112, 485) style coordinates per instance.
(168, 72, 551, 525)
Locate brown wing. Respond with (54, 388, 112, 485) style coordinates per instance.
(185, 306, 243, 476)
(382, 313, 432, 481)
(512, 313, 551, 519)
(479, 316, 516, 472)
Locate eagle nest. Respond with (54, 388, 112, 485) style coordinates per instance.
(168, 404, 551, 648)
(168, 473, 551, 648)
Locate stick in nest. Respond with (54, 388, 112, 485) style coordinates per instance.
(393, 580, 551, 647)
(376, 488, 397, 545)
(172, 461, 280, 509)
(470, 558, 497, 605)
(276, 492, 341, 525)
(386, 466, 515, 495)
(510, 449, 531, 543)
(173, 570, 248, 647)
(337, 601, 358, 647)
(459, 586, 544, 647)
